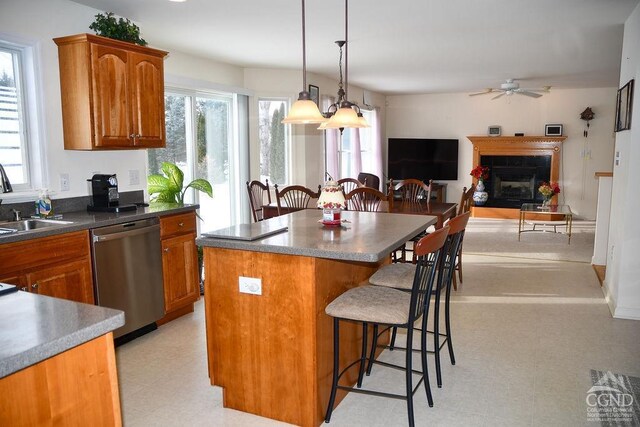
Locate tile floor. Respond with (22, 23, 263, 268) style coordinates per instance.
(115, 219, 640, 426)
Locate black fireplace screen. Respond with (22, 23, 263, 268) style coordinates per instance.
(479, 155, 551, 208)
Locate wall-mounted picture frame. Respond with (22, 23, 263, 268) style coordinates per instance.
(615, 79, 634, 132)
(545, 124, 563, 136)
(309, 85, 320, 107)
(487, 125, 501, 137)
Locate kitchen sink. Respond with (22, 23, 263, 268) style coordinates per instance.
(0, 219, 73, 233)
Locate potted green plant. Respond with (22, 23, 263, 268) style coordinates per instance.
(89, 12, 147, 46)
(147, 162, 213, 204)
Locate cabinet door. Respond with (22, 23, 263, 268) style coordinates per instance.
(161, 233, 199, 313)
(27, 258, 95, 304)
(0, 275, 28, 292)
(129, 52, 165, 148)
(91, 44, 133, 148)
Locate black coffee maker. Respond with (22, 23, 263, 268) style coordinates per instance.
(87, 174, 136, 213)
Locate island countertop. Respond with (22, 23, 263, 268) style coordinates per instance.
(196, 210, 437, 263)
(0, 291, 124, 378)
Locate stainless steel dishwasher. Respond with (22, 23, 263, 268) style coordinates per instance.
(91, 217, 164, 341)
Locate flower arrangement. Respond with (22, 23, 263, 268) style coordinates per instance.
(538, 181, 561, 199)
(470, 165, 490, 181)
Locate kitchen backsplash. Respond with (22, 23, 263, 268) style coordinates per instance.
(0, 191, 144, 221)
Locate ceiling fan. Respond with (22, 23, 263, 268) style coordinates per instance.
(469, 79, 551, 100)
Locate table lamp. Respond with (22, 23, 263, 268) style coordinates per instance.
(318, 180, 346, 226)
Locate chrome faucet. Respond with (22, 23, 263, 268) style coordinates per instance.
(0, 164, 12, 193)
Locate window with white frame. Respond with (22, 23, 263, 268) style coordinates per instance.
(0, 43, 30, 190)
(337, 110, 375, 178)
(257, 98, 289, 185)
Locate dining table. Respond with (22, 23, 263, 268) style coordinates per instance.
(388, 200, 458, 229)
(262, 201, 458, 228)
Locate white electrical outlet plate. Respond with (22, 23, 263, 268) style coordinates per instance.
(129, 169, 140, 186)
(60, 173, 70, 191)
(239, 276, 262, 295)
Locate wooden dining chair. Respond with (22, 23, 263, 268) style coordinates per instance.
(389, 179, 433, 262)
(246, 179, 271, 222)
(357, 172, 380, 191)
(457, 184, 475, 215)
(345, 187, 389, 212)
(452, 184, 475, 289)
(391, 178, 433, 207)
(337, 177, 363, 197)
(274, 184, 321, 216)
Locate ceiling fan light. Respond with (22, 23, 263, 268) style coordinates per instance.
(282, 96, 326, 124)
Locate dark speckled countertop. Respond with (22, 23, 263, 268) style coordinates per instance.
(0, 203, 198, 245)
(0, 290, 124, 378)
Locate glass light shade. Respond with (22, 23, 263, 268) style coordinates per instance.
(323, 106, 366, 129)
(356, 114, 370, 128)
(282, 99, 326, 124)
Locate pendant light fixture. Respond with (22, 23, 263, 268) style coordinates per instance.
(282, 0, 326, 124)
(320, 0, 369, 130)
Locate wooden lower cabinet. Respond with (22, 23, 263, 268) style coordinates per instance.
(0, 231, 94, 304)
(0, 333, 121, 426)
(158, 212, 199, 323)
(161, 232, 199, 313)
(27, 259, 94, 303)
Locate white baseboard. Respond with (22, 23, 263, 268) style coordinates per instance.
(601, 281, 617, 318)
(601, 280, 640, 320)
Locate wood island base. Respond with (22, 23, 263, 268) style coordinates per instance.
(203, 248, 388, 427)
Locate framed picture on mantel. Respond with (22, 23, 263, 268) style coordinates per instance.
(615, 79, 634, 132)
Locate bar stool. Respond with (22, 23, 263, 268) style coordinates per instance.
(324, 226, 449, 427)
(367, 212, 470, 388)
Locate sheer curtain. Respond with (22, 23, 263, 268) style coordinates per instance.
(370, 107, 384, 186)
(350, 128, 362, 178)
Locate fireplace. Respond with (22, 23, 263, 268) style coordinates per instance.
(480, 155, 551, 208)
(467, 135, 566, 218)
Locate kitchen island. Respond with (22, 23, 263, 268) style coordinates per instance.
(0, 290, 124, 425)
(197, 210, 436, 427)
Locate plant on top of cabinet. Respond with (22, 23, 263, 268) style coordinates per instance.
(148, 162, 213, 204)
(54, 33, 167, 150)
(89, 12, 147, 46)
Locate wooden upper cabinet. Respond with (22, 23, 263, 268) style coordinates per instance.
(54, 34, 168, 150)
(129, 52, 165, 148)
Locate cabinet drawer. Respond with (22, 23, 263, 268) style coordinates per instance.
(160, 212, 196, 239)
(0, 231, 91, 276)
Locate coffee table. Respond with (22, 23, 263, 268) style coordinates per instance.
(518, 203, 573, 244)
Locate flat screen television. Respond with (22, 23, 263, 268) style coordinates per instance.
(388, 138, 459, 181)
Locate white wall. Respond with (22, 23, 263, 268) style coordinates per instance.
(385, 89, 617, 218)
(0, 0, 243, 202)
(605, 2, 640, 320)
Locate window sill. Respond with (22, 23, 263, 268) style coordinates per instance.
(0, 191, 41, 204)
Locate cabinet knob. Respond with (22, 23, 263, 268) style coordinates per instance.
(20, 286, 27, 292)
(164, 248, 170, 252)
(129, 134, 136, 139)
(136, 134, 141, 138)
(178, 222, 184, 227)
(31, 283, 38, 290)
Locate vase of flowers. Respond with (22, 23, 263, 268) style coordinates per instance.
(470, 165, 490, 206)
(538, 181, 561, 206)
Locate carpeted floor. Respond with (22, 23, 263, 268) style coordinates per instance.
(462, 218, 595, 263)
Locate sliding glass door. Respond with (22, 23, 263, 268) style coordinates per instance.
(149, 90, 239, 231)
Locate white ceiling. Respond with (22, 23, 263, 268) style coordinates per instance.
(71, 0, 639, 95)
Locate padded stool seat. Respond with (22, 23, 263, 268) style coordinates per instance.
(325, 285, 411, 324)
(369, 263, 415, 290)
